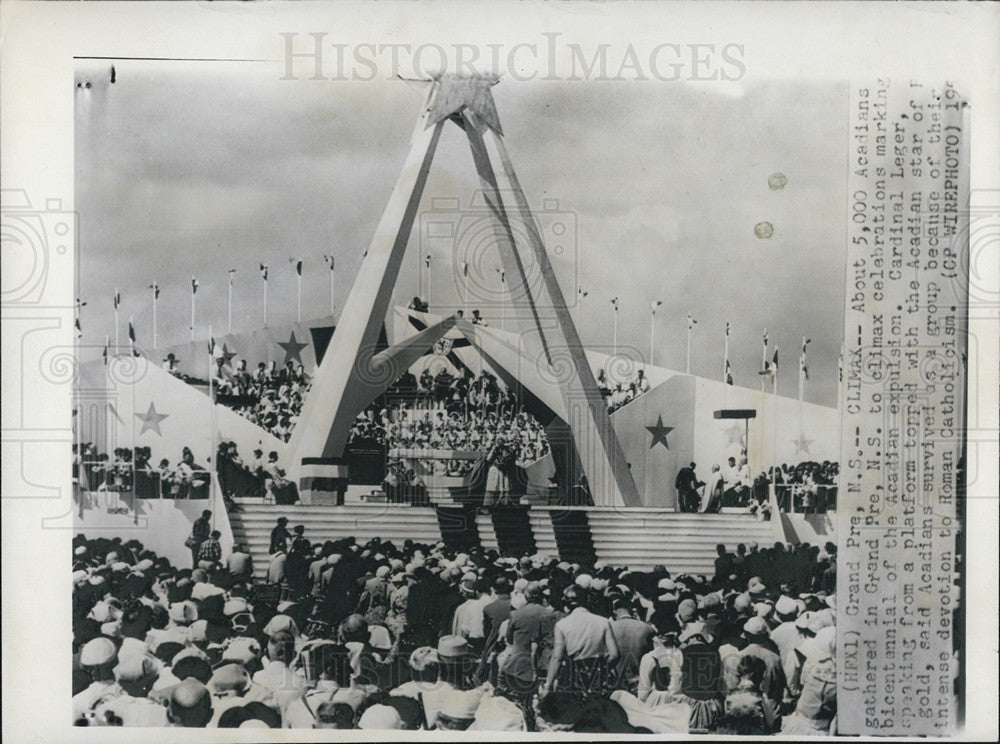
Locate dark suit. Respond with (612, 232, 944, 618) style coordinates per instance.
(675, 466, 701, 512)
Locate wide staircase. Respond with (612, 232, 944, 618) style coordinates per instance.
(583, 509, 780, 574)
(229, 501, 782, 582)
(229, 501, 444, 583)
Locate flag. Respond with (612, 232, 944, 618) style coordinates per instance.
(113, 290, 120, 310)
(763, 329, 768, 350)
(228, 269, 236, 287)
(259, 263, 268, 281)
(102, 340, 108, 365)
(148, 283, 159, 300)
(290, 257, 302, 276)
(801, 338, 811, 355)
(725, 321, 731, 337)
(191, 277, 199, 295)
(323, 254, 335, 271)
(772, 348, 779, 373)
(651, 300, 662, 311)
(579, 288, 589, 298)
(726, 359, 734, 385)
(800, 338, 811, 380)
(611, 297, 619, 310)
(462, 262, 469, 277)
(838, 353, 843, 383)
(497, 268, 505, 283)
(128, 320, 136, 343)
(687, 312, 697, 330)
(74, 317, 82, 336)
(425, 254, 431, 269)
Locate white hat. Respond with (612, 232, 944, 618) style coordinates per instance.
(775, 596, 798, 617)
(357, 703, 404, 730)
(574, 574, 593, 590)
(375, 565, 391, 579)
(468, 694, 525, 731)
(80, 637, 117, 666)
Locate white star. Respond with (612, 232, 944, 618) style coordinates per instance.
(135, 402, 169, 436)
(792, 433, 814, 456)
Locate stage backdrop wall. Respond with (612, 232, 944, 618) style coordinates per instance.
(611, 374, 696, 509)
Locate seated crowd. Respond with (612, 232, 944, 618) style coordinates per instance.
(597, 368, 652, 415)
(75, 443, 211, 499)
(73, 527, 840, 734)
(347, 369, 551, 480)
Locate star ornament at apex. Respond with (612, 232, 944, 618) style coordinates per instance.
(425, 74, 503, 134)
(135, 402, 169, 436)
(646, 415, 674, 450)
(793, 432, 814, 456)
(278, 332, 308, 366)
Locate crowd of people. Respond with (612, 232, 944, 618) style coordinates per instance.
(75, 443, 211, 499)
(675, 458, 839, 516)
(598, 368, 652, 415)
(211, 359, 312, 443)
(73, 524, 844, 734)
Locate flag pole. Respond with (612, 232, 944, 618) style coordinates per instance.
(686, 312, 693, 375)
(330, 255, 336, 317)
(114, 287, 120, 356)
(263, 271, 268, 328)
(649, 307, 655, 365)
(296, 267, 302, 324)
(724, 322, 730, 384)
(190, 278, 196, 342)
(151, 284, 158, 356)
(227, 270, 235, 334)
(613, 301, 619, 360)
(761, 329, 768, 392)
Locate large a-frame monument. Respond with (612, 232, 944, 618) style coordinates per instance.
(287, 75, 642, 507)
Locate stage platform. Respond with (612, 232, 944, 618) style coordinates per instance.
(229, 499, 782, 582)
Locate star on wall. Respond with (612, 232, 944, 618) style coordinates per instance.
(426, 74, 503, 134)
(724, 423, 745, 447)
(135, 402, 169, 436)
(220, 344, 237, 366)
(646, 415, 674, 450)
(793, 433, 814, 456)
(278, 332, 308, 366)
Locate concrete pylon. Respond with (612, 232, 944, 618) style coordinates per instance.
(288, 75, 640, 507)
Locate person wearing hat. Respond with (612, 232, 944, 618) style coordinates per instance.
(252, 629, 308, 716)
(73, 637, 121, 724)
(497, 581, 553, 708)
(90, 656, 169, 727)
(358, 703, 405, 731)
(725, 616, 786, 710)
(434, 690, 481, 731)
(419, 635, 487, 728)
(769, 595, 801, 660)
(389, 646, 440, 701)
(782, 624, 836, 735)
(541, 584, 620, 696)
(185, 511, 212, 569)
(450, 572, 487, 645)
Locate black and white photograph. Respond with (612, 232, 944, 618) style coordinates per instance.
(1, 2, 997, 742)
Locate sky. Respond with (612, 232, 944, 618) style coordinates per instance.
(75, 61, 847, 407)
